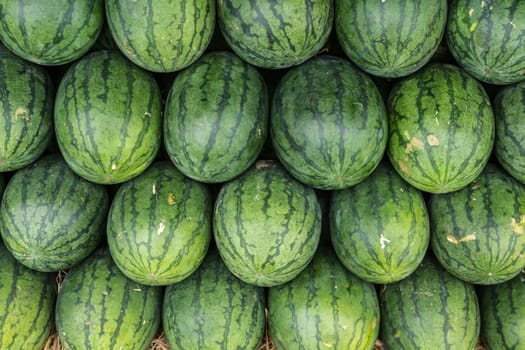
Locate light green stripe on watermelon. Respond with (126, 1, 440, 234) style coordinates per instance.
(54, 50, 162, 184)
(106, 0, 215, 73)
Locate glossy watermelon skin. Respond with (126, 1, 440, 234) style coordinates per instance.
(0, 0, 103, 65)
(429, 163, 525, 285)
(107, 161, 212, 286)
(217, 0, 333, 69)
(447, 0, 525, 85)
(380, 255, 481, 350)
(56, 247, 162, 350)
(494, 81, 525, 184)
(213, 160, 322, 287)
(387, 63, 494, 194)
(268, 245, 380, 350)
(335, 0, 447, 78)
(0, 243, 55, 350)
(164, 51, 269, 183)
(330, 161, 430, 284)
(479, 270, 525, 349)
(106, 0, 215, 73)
(163, 249, 266, 350)
(54, 50, 162, 185)
(0, 154, 109, 272)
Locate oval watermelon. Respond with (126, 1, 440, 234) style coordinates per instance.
(107, 161, 212, 286)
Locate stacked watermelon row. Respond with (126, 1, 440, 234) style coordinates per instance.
(0, 0, 524, 349)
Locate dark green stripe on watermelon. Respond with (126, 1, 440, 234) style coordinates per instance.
(335, 0, 447, 78)
(164, 51, 269, 183)
(56, 247, 162, 350)
(106, 0, 215, 73)
(54, 50, 162, 184)
(0, 154, 109, 272)
(0, 0, 104, 65)
(107, 161, 213, 286)
(0, 242, 55, 350)
(270, 54, 387, 190)
(163, 249, 266, 350)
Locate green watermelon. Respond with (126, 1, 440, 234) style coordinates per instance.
(387, 63, 494, 194)
(0, 46, 54, 172)
(106, 0, 215, 73)
(380, 255, 481, 349)
(494, 81, 525, 184)
(270, 54, 387, 190)
(429, 162, 525, 285)
(213, 160, 322, 287)
(0, 242, 55, 350)
(54, 50, 162, 185)
(164, 51, 269, 183)
(0, 154, 109, 272)
(107, 161, 212, 286)
(330, 161, 430, 284)
(217, 0, 333, 69)
(55, 247, 162, 350)
(268, 245, 380, 350)
(163, 249, 266, 350)
(447, 0, 525, 85)
(479, 270, 525, 349)
(335, 0, 447, 78)
(0, 0, 104, 65)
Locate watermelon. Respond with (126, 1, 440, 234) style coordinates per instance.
(330, 161, 430, 284)
(429, 162, 525, 285)
(479, 270, 525, 349)
(270, 54, 387, 190)
(268, 245, 380, 350)
(54, 50, 162, 185)
(335, 0, 447, 78)
(107, 161, 213, 286)
(0, 46, 54, 172)
(380, 254, 481, 349)
(387, 63, 494, 194)
(55, 247, 162, 350)
(163, 249, 266, 350)
(106, 0, 215, 73)
(0, 0, 104, 65)
(213, 160, 322, 287)
(0, 154, 109, 272)
(164, 51, 269, 183)
(217, 0, 334, 69)
(0, 242, 55, 350)
(447, 0, 525, 85)
(494, 81, 525, 184)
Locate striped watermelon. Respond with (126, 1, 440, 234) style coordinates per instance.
(429, 162, 525, 285)
(330, 161, 430, 284)
(268, 245, 380, 350)
(217, 0, 334, 69)
(479, 270, 525, 349)
(0, 0, 104, 65)
(447, 0, 525, 85)
(54, 50, 162, 185)
(163, 249, 266, 350)
(335, 0, 447, 78)
(213, 160, 322, 287)
(494, 81, 525, 184)
(105, 0, 215, 73)
(380, 255, 481, 349)
(387, 63, 494, 194)
(107, 161, 212, 286)
(56, 247, 162, 350)
(0, 242, 55, 350)
(0, 154, 109, 272)
(270, 54, 387, 190)
(164, 51, 269, 183)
